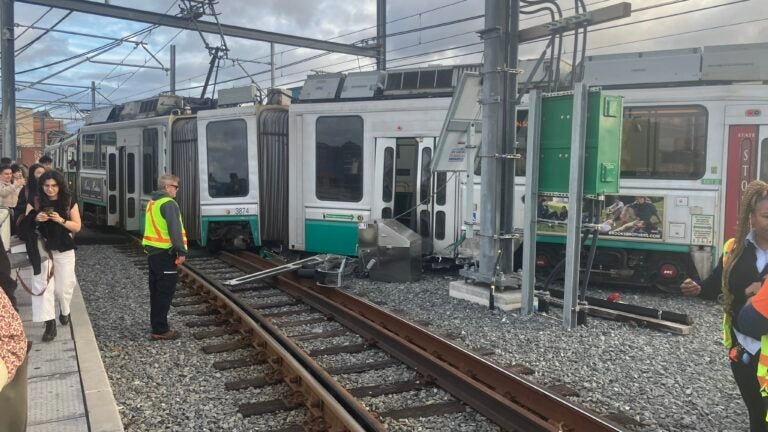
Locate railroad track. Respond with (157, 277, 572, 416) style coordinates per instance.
(114, 244, 628, 431)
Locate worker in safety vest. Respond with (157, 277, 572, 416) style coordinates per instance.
(680, 180, 768, 431)
(142, 174, 188, 341)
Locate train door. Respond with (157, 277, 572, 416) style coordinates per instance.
(374, 138, 434, 248)
(372, 139, 396, 220)
(415, 139, 435, 253)
(121, 144, 141, 231)
(724, 125, 759, 240)
(106, 146, 119, 226)
(432, 170, 460, 257)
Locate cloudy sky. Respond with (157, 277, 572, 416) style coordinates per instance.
(9, 0, 767, 129)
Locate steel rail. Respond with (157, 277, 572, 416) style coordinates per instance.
(177, 261, 385, 432)
(223, 251, 626, 432)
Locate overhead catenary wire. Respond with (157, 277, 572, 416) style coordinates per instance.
(56, 0, 754, 105)
(16, 25, 158, 75)
(111, 0, 485, 102)
(14, 11, 72, 57)
(14, 7, 52, 41)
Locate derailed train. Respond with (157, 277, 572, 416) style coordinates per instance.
(47, 43, 768, 290)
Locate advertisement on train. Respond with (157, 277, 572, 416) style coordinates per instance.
(536, 195, 665, 240)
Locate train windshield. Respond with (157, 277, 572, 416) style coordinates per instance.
(315, 116, 363, 202)
(206, 119, 249, 198)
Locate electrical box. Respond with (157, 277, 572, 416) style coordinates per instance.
(538, 91, 623, 195)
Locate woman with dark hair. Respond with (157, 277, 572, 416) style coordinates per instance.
(681, 180, 768, 431)
(25, 170, 81, 342)
(25, 163, 46, 206)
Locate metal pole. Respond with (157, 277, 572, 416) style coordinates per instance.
(377, 0, 386, 70)
(1, 0, 16, 161)
(464, 122, 476, 239)
(562, 82, 589, 330)
(170, 44, 176, 95)
(478, 0, 505, 279)
(270, 42, 275, 89)
(90, 81, 96, 111)
(521, 90, 542, 316)
(500, 0, 519, 275)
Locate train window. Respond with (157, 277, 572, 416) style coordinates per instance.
(621, 105, 707, 179)
(436, 172, 447, 206)
(420, 147, 432, 205)
(761, 138, 768, 181)
(435, 211, 446, 240)
(420, 209, 430, 237)
(81, 134, 97, 169)
(99, 132, 115, 169)
(127, 153, 135, 194)
(383, 147, 394, 203)
(108, 153, 116, 191)
(206, 119, 249, 198)
(316, 116, 363, 202)
(143, 129, 159, 194)
(382, 207, 392, 219)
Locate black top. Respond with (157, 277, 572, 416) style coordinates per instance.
(700, 243, 765, 334)
(37, 198, 76, 252)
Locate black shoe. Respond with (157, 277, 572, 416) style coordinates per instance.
(42, 319, 57, 342)
(59, 313, 70, 325)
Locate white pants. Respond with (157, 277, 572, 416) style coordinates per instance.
(0, 208, 10, 252)
(30, 250, 77, 323)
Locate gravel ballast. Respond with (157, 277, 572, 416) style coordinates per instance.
(79, 244, 744, 431)
(342, 272, 744, 431)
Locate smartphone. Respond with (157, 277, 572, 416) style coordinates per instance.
(43, 207, 55, 215)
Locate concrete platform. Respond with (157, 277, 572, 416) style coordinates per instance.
(449, 280, 523, 311)
(16, 267, 124, 432)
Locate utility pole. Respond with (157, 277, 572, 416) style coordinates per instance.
(468, 0, 519, 287)
(270, 42, 275, 89)
(91, 81, 96, 111)
(500, 1, 520, 276)
(170, 44, 176, 95)
(377, 0, 386, 70)
(1, 0, 16, 160)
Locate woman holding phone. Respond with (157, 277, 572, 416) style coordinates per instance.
(26, 170, 81, 342)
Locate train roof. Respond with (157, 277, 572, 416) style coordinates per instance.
(294, 42, 768, 104)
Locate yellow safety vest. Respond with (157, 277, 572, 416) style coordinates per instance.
(720, 238, 768, 404)
(142, 197, 188, 249)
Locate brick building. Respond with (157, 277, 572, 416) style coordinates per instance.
(0, 109, 66, 166)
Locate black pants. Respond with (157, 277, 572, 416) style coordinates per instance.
(148, 251, 178, 334)
(731, 353, 768, 432)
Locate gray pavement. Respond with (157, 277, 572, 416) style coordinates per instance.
(16, 267, 123, 432)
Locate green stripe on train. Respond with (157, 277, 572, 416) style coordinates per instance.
(305, 219, 358, 256)
(201, 215, 260, 247)
(537, 234, 691, 253)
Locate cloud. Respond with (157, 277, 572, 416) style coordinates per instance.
(9, 0, 768, 108)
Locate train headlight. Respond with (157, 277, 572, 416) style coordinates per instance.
(659, 263, 679, 280)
